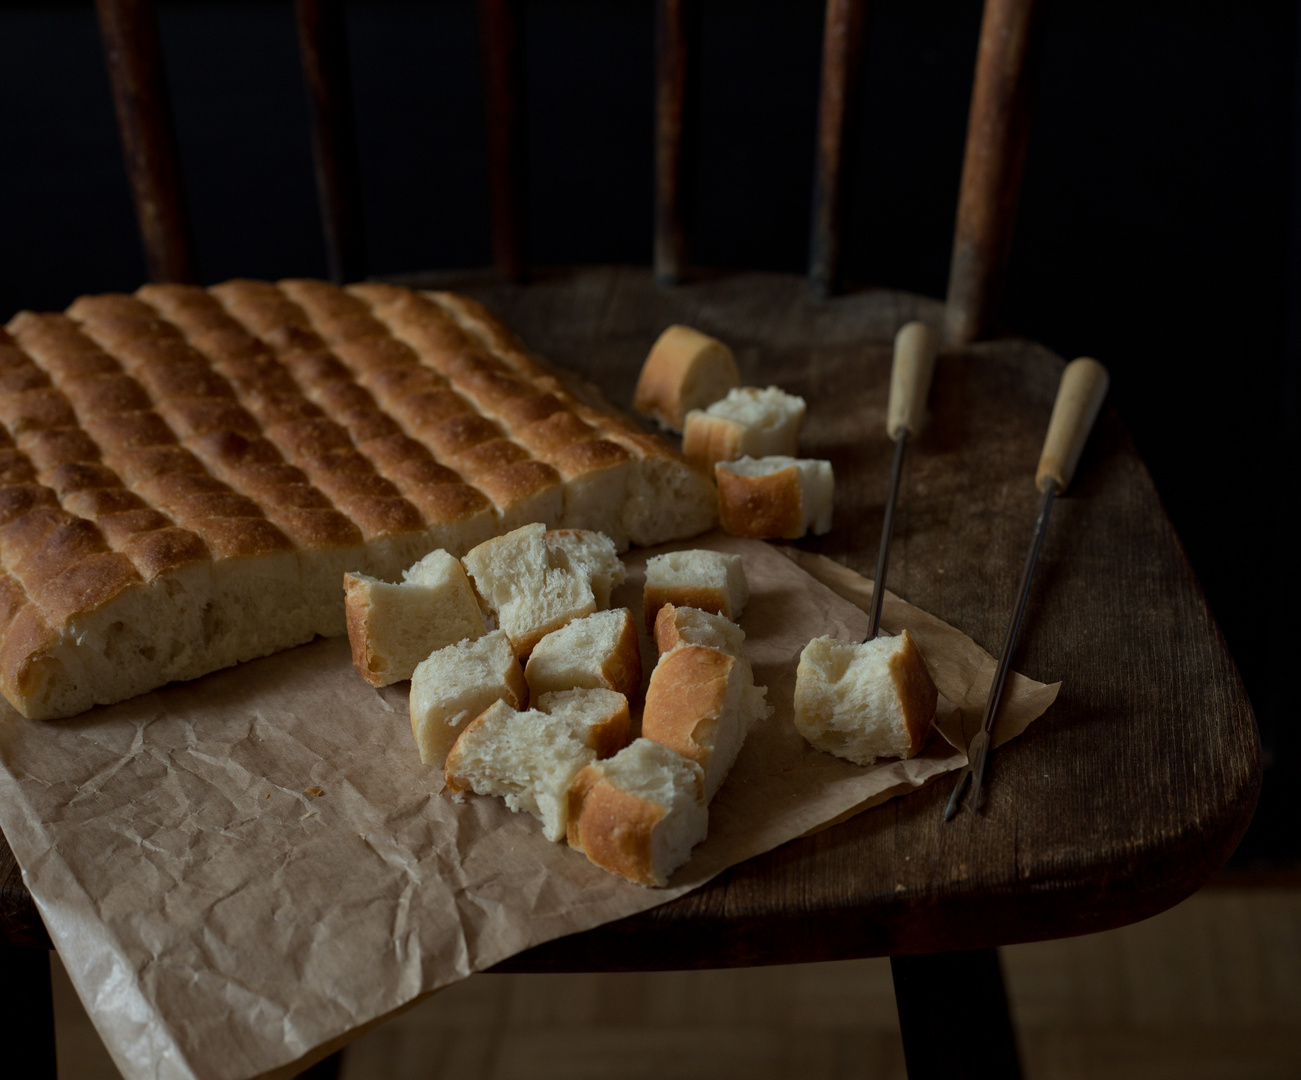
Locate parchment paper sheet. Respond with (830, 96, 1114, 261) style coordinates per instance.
(0, 535, 1058, 1080)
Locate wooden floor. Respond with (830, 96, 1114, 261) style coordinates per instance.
(51, 886, 1301, 1080)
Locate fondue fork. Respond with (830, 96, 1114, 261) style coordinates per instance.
(865, 322, 938, 641)
(944, 357, 1110, 820)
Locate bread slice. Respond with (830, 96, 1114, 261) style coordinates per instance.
(640, 643, 768, 801)
(682, 386, 806, 470)
(409, 628, 527, 766)
(633, 325, 740, 432)
(714, 455, 834, 539)
(643, 549, 748, 629)
(793, 630, 937, 766)
(461, 522, 597, 657)
(444, 689, 632, 841)
(545, 528, 626, 608)
(653, 602, 752, 683)
(567, 738, 708, 887)
(343, 548, 486, 687)
(525, 608, 642, 700)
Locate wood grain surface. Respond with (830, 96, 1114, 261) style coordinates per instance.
(0, 268, 1259, 968)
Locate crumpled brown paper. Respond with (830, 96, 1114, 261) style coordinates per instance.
(0, 535, 1057, 1080)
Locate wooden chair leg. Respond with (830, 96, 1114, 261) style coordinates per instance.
(0, 946, 57, 1080)
(890, 948, 1022, 1079)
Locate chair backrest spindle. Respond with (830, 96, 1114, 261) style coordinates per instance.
(94, 0, 195, 284)
(654, 0, 691, 287)
(294, 0, 366, 285)
(479, 0, 528, 283)
(944, 0, 1045, 344)
(808, 0, 866, 299)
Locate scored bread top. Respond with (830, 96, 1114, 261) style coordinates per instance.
(0, 279, 716, 719)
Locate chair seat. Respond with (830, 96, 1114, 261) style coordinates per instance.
(0, 267, 1259, 972)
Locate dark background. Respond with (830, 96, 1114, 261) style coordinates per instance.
(0, 0, 1296, 867)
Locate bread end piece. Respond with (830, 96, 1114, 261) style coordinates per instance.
(793, 630, 937, 766)
(633, 325, 741, 432)
(715, 456, 833, 540)
(567, 738, 708, 887)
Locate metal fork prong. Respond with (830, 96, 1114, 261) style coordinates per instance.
(943, 767, 971, 820)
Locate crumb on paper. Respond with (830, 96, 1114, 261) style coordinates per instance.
(305, 787, 325, 797)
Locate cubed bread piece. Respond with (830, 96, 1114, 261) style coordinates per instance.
(344, 548, 487, 687)
(444, 689, 632, 841)
(653, 603, 752, 683)
(793, 630, 937, 766)
(567, 738, 708, 887)
(525, 608, 642, 700)
(409, 629, 527, 766)
(682, 386, 807, 470)
(714, 455, 833, 539)
(536, 687, 632, 757)
(462, 522, 597, 657)
(633, 325, 741, 432)
(643, 549, 748, 629)
(640, 644, 768, 801)
(545, 528, 626, 608)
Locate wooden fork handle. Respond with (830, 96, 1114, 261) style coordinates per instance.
(886, 321, 938, 439)
(1036, 357, 1109, 493)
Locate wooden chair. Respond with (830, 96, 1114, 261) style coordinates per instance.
(0, 1, 1259, 1077)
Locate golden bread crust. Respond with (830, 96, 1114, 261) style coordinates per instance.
(632, 325, 740, 431)
(681, 412, 742, 471)
(566, 769, 667, 887)
(641, 644, 734, 769)
(889, 629, 939, 756)
(714, 462, 803, 538)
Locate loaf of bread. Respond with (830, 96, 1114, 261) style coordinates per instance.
(344, 548, 486, 686)
(715, 455, 834, 539)
(409, 628, 527, 766)
(793, 631, 937, 766)
(524, 607, 642, 701)
(443, 689, 631, 841)
(640, 643, 768, 801)
(642, 549, 748, 629)
(0, 279, 716, 718)
(633, 325, 740, 432)
(682, 386, 806, 470)
(567, 737, 708, 887)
